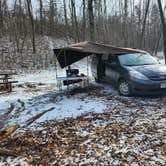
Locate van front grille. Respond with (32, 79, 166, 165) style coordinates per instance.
(149, 75, 166, 81)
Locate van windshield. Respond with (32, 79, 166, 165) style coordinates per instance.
(118, 53, 158, 66)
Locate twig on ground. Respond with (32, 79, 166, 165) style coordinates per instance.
(24, 107, 55, 127)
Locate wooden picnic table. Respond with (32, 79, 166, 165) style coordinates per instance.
(0, 72, 18, 93)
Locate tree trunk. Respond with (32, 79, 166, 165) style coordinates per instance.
(123, 0, 128, 46)
(157, 0, 166, 64)
(26, 0, 36, 53)
(70, 0, 79, 42)
(39, 0, 43, 35)
(0, 0, 3, 37)
(140, 0, 150, 48)
(63, 0, 69, 40)
(82, 0, 86, 41)
(88, 0, 95, 41)
(49, 0, 54, 35)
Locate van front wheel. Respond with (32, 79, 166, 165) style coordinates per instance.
(118, 79, 132, 96)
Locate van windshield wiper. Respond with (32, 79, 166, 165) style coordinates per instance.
(141, 63, 157, 65)
(123, 64, 135, 66)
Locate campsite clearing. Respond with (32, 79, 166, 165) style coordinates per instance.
(0, 59, 165, 165)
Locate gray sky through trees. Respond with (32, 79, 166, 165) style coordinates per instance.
(7, 0, 166, 10)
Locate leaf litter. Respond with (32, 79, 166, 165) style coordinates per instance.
(0, 84, 165, 165)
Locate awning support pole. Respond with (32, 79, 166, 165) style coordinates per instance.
(87, 55, 89, 83)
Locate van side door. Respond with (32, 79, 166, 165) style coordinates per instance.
(105, 55, 120, 82)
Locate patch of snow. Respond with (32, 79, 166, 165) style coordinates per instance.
(0, 58, 92, 103)
(0, 102, 9, 113)
(34, 95, 106, 124)
(151, 156, 165, 165)
(15, 57, 92, 84)
(0, 157, 29, 166)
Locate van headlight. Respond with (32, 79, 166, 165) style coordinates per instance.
(129, 71, 149, 80)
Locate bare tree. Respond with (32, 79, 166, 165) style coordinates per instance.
(0, 0, 165, 71)
(82, 0, 86, 41)
(38, 0, 43, 35)
(88, 0, 95, 41)
(26, 0, 36, 53)
(70, 0, 79, 42)
(49, 0, 58, 36)
(157, 0, 166, 64)
(140, 0, 151, 48)
(0, 0, 7, 37)
(0, 0, 3, 37)
(123, 0, 129, 46)
(63, 0, 69, 39)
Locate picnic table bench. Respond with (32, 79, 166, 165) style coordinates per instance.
(0, 72, 18, 92)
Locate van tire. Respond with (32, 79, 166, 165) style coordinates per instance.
(118, 79, 132, 96)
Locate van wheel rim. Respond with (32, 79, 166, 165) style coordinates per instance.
(119, 81, 129, 95)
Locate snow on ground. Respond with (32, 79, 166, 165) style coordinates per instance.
(35, 95, 105, 123)
(1, 89, 106, 130)
(0, 58, 91, 102)
(16, 58, 91, 84)
(0, 59, 94, 129)
(0, 84, 165, 165)
(0, 55, 166, 165)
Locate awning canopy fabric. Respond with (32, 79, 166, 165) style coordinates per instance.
(53, 41, 144, 68)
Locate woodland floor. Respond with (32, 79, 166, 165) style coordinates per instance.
(0, 60, 166, 165)
(0, 85, 166, 165)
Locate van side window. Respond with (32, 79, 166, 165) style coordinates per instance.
(108, 55, 118, 65)
(102, 54, 109, 61)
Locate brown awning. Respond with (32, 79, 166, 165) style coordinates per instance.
(53, 41, 144, 68)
